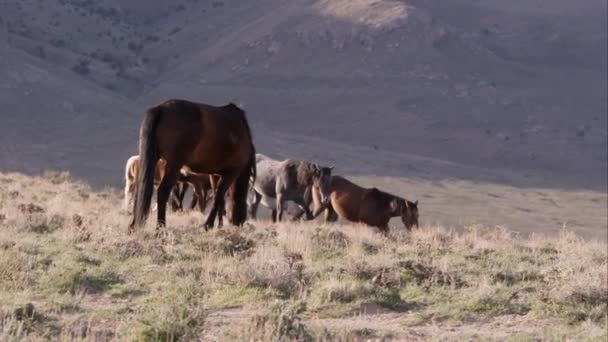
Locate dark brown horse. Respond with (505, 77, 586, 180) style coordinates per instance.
(312, 176, 418, 232)
(129, 99, 256, 232)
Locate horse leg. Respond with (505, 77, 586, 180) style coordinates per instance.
(325, 203, 338, 223)
(290, 207, 306, 221)
(218, 186, 232, 227)
(193, 182, 207, 213)
(170, 183, 181, 212)
(271, 210, 277, 222)
(250, 191, 262, 220)
(292, 186, 313, 221)
(124, 182, 134, 210)
(156, 166, 180, 229)
(276, 192, 287, 222)
(377, 223, 390, 235)
(203, 176, 219, 212)
(218, 194, 225, 228)
(204, 172, 237, 230)
(151, 185, 159, 212)
(293, 197, 313, 221)
(378, 216, 391, 235)
(176, 181, 189, 210)
(190, 192, 198, 210)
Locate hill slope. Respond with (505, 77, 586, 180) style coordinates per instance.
(0, 0, 606, 238)
(0, 44, 137, 185)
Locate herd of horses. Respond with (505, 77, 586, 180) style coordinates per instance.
(126, 99, 419, 234)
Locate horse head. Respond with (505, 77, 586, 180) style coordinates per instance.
(312, 164, 333, 204)
(392, 198, 418, 231)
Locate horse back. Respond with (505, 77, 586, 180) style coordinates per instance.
(153, 99, 253, 173)
(323, 176, 365, 222)
(196, 102, 252, 169)
(278, 159, 313, 195)
(254, 156, 283, 197)
(359, 187, 393, 226)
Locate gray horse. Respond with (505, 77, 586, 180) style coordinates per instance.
(249, 154, 333, 222)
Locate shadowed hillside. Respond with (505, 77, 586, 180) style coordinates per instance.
(0, 0, 606, 238)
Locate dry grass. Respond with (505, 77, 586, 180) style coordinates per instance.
(0, 171, 606, 341)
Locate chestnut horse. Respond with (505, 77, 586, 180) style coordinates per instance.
(171, 169, 216, 213)
(312, 176, 418, 232)
(129, 99, 256, 232)
(173, 167, 219, 218)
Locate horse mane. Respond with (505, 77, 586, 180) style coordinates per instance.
(367, 187, 407, 210)
(286, 160, 320, 186)
(368, 187, 394, 202)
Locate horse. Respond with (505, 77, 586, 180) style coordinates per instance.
(171, 169, 216, 213)
(312, 176, 418, 233)
(249, 153, 333, 222)
(170, 172, 230, 227)
(129, 99, 256, 233)
(123, 155, 167, 210)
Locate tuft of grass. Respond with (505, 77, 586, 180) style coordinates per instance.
(0, 249, 37, 291)
(128, 303, 205, 342)
(0, 304, 61, 340)
(309, 228, 350, 260)
(46, 267, 123, 295)
(230, 302, 312, 342)
(206, 285, 279, 309)
(491, 270, 544, 286)
(310, 278, 406, 318)
(196, 229, 256, 257)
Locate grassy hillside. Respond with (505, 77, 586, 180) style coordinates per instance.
(0, 172, 606, 341)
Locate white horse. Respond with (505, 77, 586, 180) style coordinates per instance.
(123, 155, 167, 211)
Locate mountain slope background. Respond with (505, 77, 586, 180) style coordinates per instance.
(0, 0, 606, 239)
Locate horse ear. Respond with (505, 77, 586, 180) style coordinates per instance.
(328, 165, 334, 170)
(414, 200, 418, 206)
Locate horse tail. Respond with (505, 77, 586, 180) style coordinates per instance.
(129, 106, 163, 230)
(229, 109, 256, 226)
(242, 109, 257, 189)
